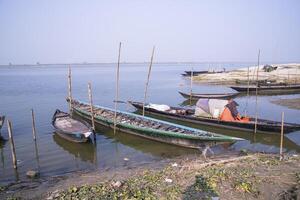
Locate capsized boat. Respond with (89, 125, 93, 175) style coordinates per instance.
(70, 99, 243, 149)
(52, 110, 93, 143)
(179, 91, 239, 100)
(129, 101, 300, 134)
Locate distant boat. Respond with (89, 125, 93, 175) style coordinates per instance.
(128, 101, 300, 134)
(179, 91, 239, 100)
(182, 70, 226, 77)
(230, 83, 300, 95)
(70, 99, 242, 149)
(52, 110, 92, 143)
(182, 70, 209, 76)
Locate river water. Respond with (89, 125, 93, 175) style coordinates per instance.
(0, 63, 299, 184)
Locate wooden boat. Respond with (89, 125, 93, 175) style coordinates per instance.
(0, 116, 5, 131)
(70, 99, 243, 149)
(52, 110, 92, 143)
(129, 101, 300, 134)
(179, 91, 239, 100)
(182, 70, 209, 76)
(230, 84, 300, 95)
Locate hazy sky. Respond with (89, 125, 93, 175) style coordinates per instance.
(0, 0, 299, 64)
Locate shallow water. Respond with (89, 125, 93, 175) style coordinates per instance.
(0, 63, 299, 184)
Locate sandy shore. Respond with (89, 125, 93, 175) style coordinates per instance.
(192, 63, 300, 85)
(1, 152, 300, 200)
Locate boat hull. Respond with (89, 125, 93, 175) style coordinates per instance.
(230, 84, 300, 95)
(70, 100, 242, 149)
(52, 110, 91, 143)
(179, 91, 239, 100)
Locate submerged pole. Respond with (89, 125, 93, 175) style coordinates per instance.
(143, 46, 155, 116)
(114, 42, 122, 133)
(280, 112, 284, 161)
(7, 120, 17, 169)
(88, 82, 96, 140)
(190, 68, 194, 105)
(31, 109, 37, 141)
(68, 66, 73, 114)
(254, 49, 260, 134)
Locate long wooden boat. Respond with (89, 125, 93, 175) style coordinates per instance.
(70, 99, 242, 149)
(179, 91, 239, 100)
(52, 110, 92, 143)
(230, 84, 300, 95)
(129, 101, 300, 134)
(0, 116, 5, 131)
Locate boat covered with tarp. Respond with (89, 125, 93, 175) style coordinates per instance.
(129, 100, 300, 134)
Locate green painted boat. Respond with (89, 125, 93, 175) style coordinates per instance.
(70, 99, 243, 149)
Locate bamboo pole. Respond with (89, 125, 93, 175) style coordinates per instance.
(31, 109, 37, 140)
(68, 66, 72, 114)
(254, 50, 260, 134)
(114, 42, 122, 133)
(244, 65, 250, 116)
(280, 112, 284, 161)
(7, 120, 17, 169)
(190, 68, 194, 105)
(88, 83, 96, 140)
(142, 46, 155, 116)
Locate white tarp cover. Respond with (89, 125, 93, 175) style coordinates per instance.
(195, 99, 228, 118)
(146, 103, 170, 112)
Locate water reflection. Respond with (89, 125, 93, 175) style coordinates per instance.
(52, 134, 96, 164)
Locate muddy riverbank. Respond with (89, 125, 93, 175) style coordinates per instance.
(1, 152, 300, 200)
(272, 98, 300, 110)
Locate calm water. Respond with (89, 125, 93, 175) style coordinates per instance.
(0, 63, 300, 184)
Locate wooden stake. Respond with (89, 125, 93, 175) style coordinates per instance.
(7, 120, 17, 169)
(244, 65, 250, 116)
(31, 109, 37, 140)
(88, 83, 96, 137)
(143, 46, 155, 116)
(254, 49, 260, 134)
(114, 42, 122, 133)
(68, 66, 72, 114)
(280, 112, 284, 161)
(190, 68, 194, 105)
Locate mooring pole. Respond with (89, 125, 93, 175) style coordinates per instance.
(190, 68, 194, 105)
(254, 49, 260, 134)
(88, 82, 96, 140)
(280, 112, 284, 161)
(68, 66, 72, 114)
(245, 65, 250, 116)
(31, 109, 37, 141)
(143, 46, 155, 116)
(7, 120, 17, 169)
(114, 42, 122, 134)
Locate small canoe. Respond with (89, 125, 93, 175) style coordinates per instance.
(230, 84, 300, 95)
(52, 110, 93, 143)
(70, 99, 243, 149)
(179, 91, 239, 100)
(129, 101, 300, 134)
(0, 116, 5, 131)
